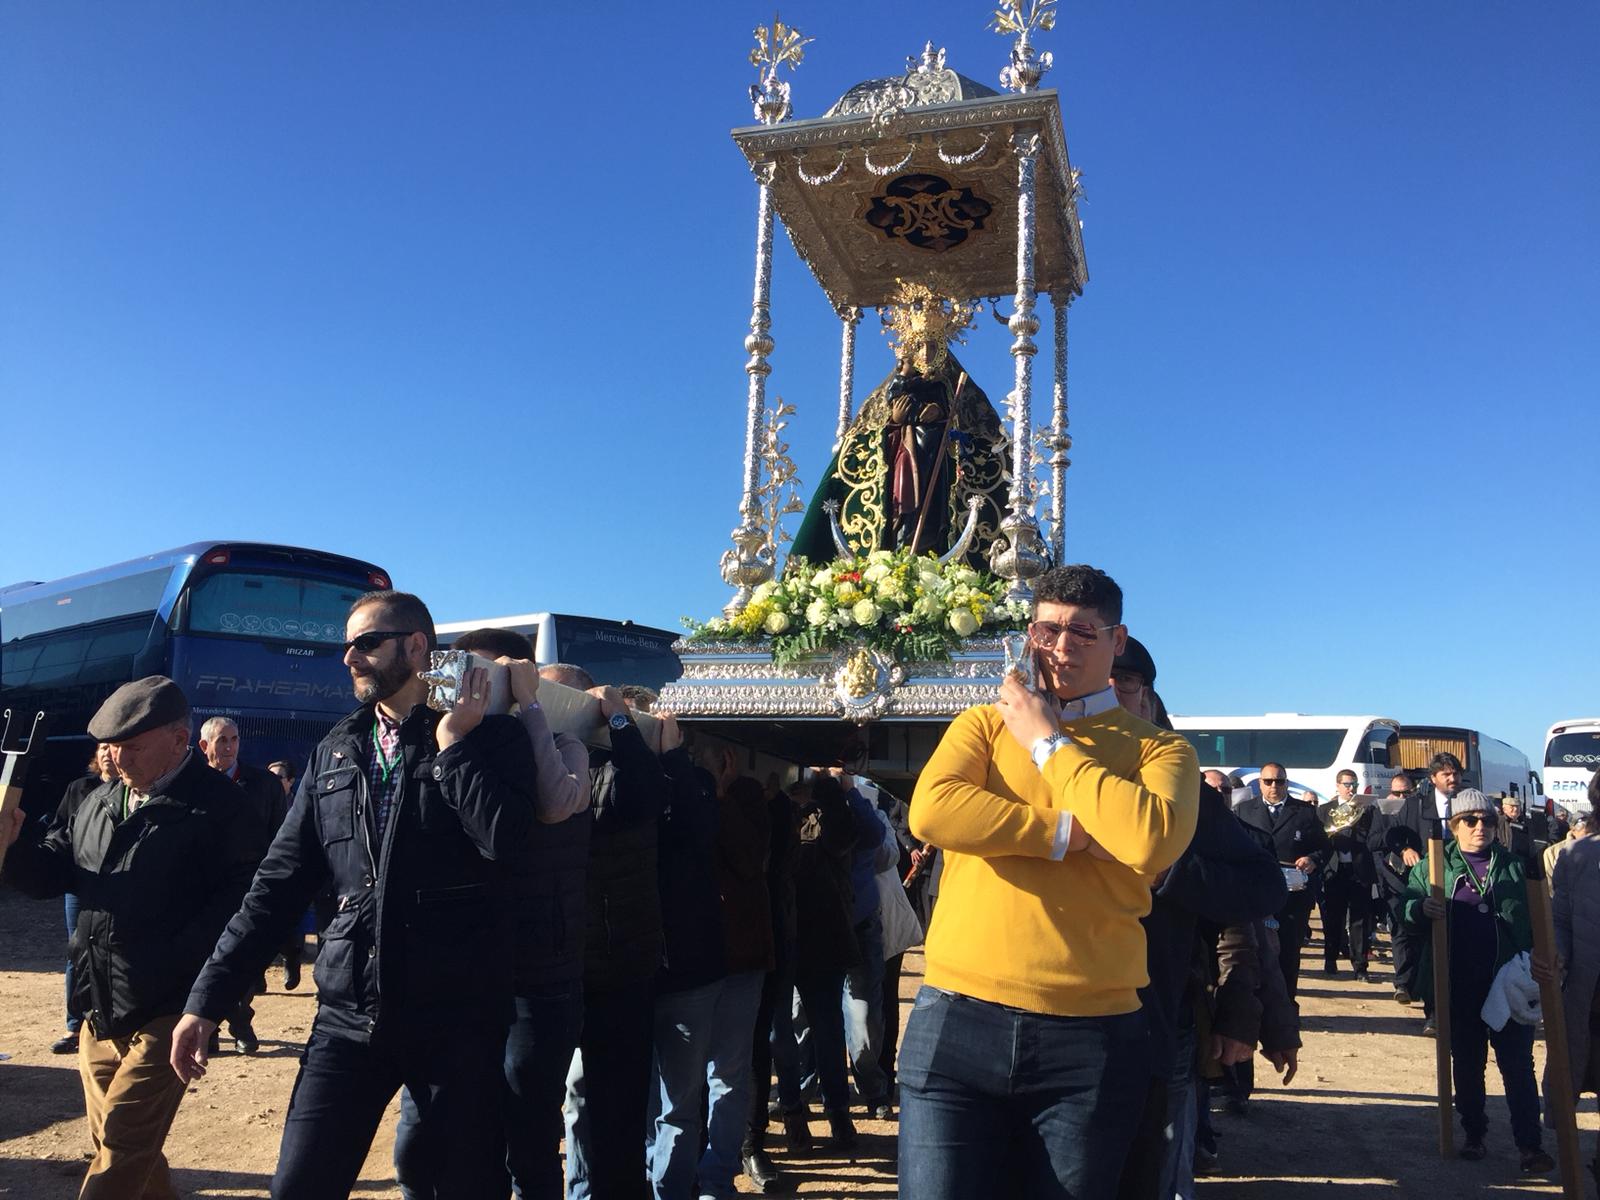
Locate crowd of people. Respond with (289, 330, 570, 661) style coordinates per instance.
(3, 565, 1598, 1200)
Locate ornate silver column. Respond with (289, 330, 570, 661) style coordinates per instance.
(834, 306, 861, 449)
(721, 20, 810, 617)
(988, 130, 1050, 603)
(986, 0, 1056, 603)
(1045, 291, 1073, 562)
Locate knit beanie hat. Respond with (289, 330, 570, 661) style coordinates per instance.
(1449, 788, 1497, 819)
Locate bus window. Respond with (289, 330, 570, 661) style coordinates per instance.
(552, 615, 682, 691)
(1365, 726, 1398, 768)
(1177, 728, 1346, 769)
(1, 567, 171, 642)
(185, 573, 365, 645)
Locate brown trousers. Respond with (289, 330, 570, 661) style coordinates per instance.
(77, 1013, 187, 1200)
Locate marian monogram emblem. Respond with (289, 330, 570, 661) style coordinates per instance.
(862, 173, 994, 252)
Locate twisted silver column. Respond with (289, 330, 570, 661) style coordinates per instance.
(988, 131, 1050, 603)
(1047, 292, 1073, 563)
(835, 306, 861, 449)
(720, 160, 780, 616)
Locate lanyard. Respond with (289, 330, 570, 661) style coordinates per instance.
(373, 720, 401, 786)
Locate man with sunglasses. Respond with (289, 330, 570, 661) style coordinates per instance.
(1234, 765, 1329, 1004)
(902, 565, 1199, 1200)
(170, 590, 538, 1199)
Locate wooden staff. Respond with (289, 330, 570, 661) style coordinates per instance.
(1526, 869, 1582, 1198)
(1429, 837, 1453, 1157)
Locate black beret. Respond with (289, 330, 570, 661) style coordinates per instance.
(1112, 636, 1157, 687)
(88, 676, 190, 742)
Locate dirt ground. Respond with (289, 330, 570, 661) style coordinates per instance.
(1, 886, 1594, 1198)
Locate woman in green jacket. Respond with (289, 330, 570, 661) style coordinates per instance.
(1403, 788, 1553, 1174)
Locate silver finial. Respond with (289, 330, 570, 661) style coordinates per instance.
(748, 14, 812, 125)
(991, 0, 1056, 93)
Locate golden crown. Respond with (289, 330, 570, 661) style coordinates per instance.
(883, 280, 978, 374)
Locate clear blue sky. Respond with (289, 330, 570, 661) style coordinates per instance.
(3, 2, 1595, 769)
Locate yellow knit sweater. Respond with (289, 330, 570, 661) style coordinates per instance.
(910, 703, 1199, 1016)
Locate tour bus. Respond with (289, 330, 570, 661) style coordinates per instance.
(0, 542, 391, 814)
(1544, 719, 1600, 816)
(1395, 725, 1540, 805)
(1169, 714, 1401, 805)
(434, 612, 682, 692)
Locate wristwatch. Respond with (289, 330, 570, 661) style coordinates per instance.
(608, 712, 631, 733)
(1030, 733, 1070, 768)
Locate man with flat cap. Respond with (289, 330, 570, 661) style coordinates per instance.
(1, 675, 266, 1200)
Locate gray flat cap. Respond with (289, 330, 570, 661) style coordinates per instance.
(88, 676, 190, 743)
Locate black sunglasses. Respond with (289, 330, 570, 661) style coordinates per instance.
(1456, 813, 1491, 828)
(343, 630, 414, 655)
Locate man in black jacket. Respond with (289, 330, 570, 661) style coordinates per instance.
(170, 590, 537, 1200)
(2, 676, 265, 1200)
(1233, 763, 1330, 1002)
(198, 715, 291, 1054)
(1316, 770, 1383, 981)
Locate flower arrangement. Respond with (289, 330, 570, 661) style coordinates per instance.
(687, 548, 1029, 668)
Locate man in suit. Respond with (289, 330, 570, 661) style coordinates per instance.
(1234, 763, 1330, 1002)
(198, 716, 291, 1054)
(1315, 771, 1383, 981)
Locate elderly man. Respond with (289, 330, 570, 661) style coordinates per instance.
(904, 565, 1199, 1199)
(198, 716, 292, 1053)
(171, 590, 537, 1200)
(2, 677, 265, 1200)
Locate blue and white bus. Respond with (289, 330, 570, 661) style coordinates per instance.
(434, 612, 682, 692)
(1, 541, 391, 813)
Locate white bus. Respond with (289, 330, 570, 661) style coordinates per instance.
(1544, 719, 1600, 816)
(433, 612, 682, 692)
(1170, 714, 1401, 805)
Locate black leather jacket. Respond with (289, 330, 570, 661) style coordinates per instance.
(185, 702, 536, 1042)
(5, 756, 266, 1040)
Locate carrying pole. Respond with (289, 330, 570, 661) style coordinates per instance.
(1428, 838, 1453, 1157)
(1526, 868, 1582, 1198)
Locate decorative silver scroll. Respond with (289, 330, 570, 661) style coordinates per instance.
(421, 650, 512, 715)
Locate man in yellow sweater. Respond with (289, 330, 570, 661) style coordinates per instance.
(900, 564, 1199, 1199)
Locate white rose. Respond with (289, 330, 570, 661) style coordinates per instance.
(752, 581, 777, 603)
(949, 609, 979, 637)
(812, 568, 834, 588)
(863, 562, 892, 583)
(765, 611, 791, 635)
(852, 599, 882, 626)
(806, 599, 830, 627)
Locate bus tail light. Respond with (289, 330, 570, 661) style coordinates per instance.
(369, 572, 390, 589)
(204, 550, 230, 565)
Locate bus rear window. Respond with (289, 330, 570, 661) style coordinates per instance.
(1178, 728, 1346, 769)
(1547, 732, 1600, 770)
(186, 573, 365, 645)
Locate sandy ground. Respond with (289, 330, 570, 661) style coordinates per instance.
(1, 886, 1595, 1198)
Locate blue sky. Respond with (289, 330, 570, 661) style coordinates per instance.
(2, 2, 1595, 768)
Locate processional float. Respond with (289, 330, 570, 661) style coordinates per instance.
(658, 1, 1088, 784)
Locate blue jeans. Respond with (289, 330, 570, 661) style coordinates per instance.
(843, 914, 889, 1104)
(63, 892, 82, 1033)
(701, 970, 763, 1199)
(1161, 1021, 1198, 1200)
(898, 987, 1150, 1200)
(647, 979, 723, 1200)
(284, 1025, 505, 1200)
(504, 989, 584, 1200)
(565, 981, 656, 1200)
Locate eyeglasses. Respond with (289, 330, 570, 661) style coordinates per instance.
(1109, 672, 1145, 695)
(1455, 813, 1490, 828)
(342, 630, 414, 655)
(1260, 778, 1287, 787)
(1028, 620, 1118, 648)
(1389, 789, 1414, 798)
(1337, 780, 1356, 788)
